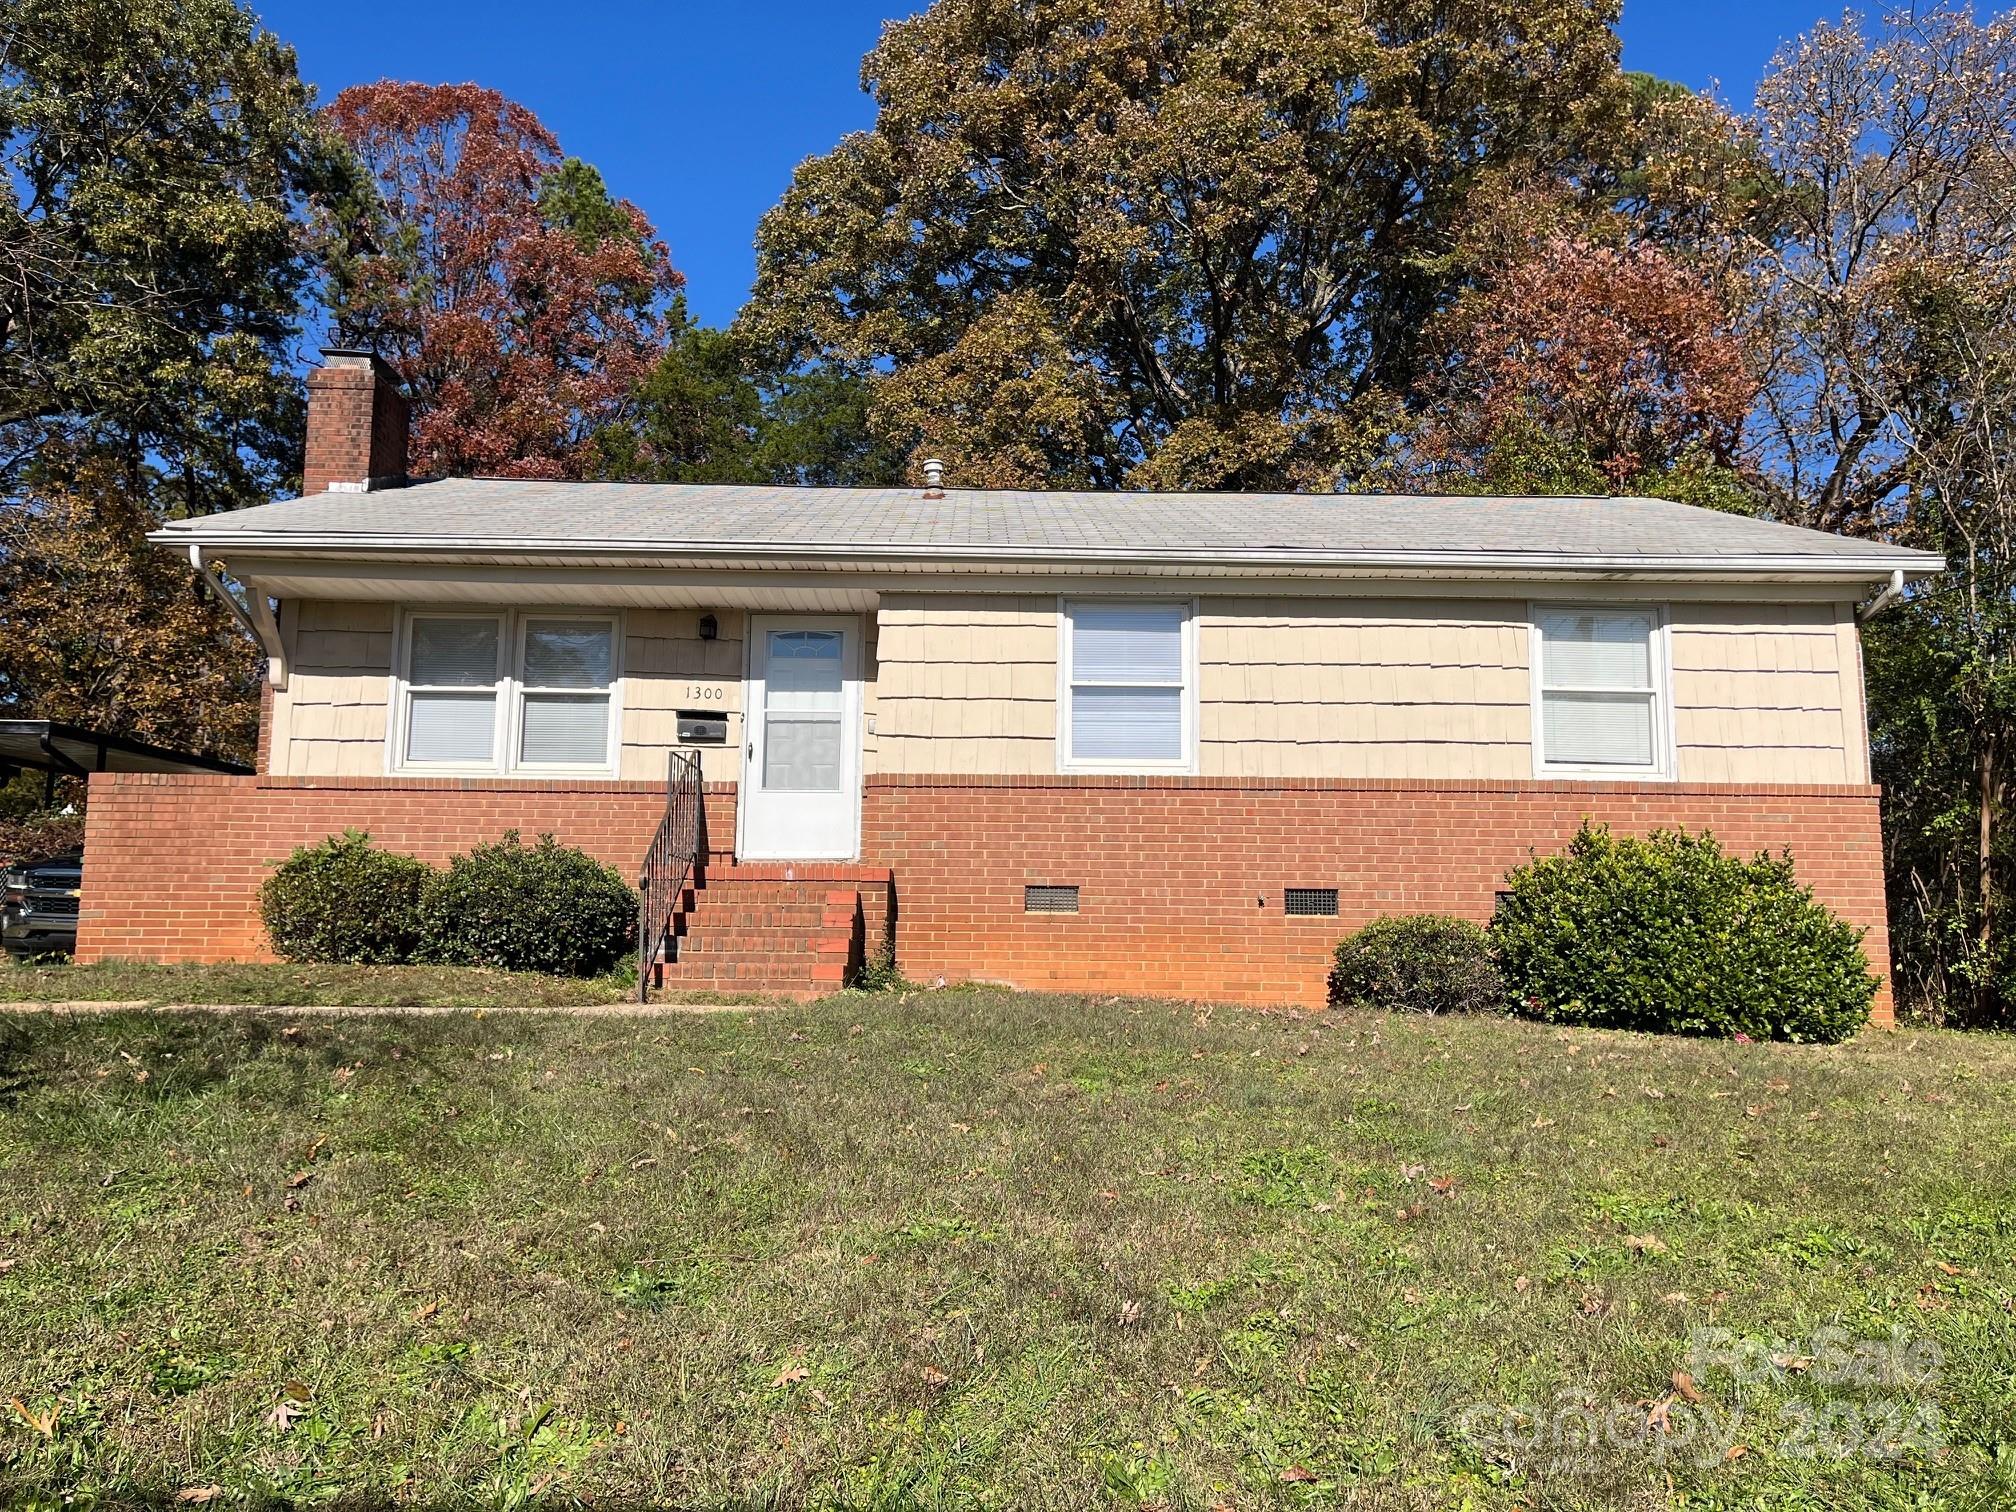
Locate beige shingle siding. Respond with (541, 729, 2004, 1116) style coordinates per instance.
(872, 594, 1057, 773)
(265, 591, 1873, 788)
(271, 600, 393, 775)
(618, 609, 746, 783)
(1198, 600, 1531, 778)
(1668, 602, 1861, 784)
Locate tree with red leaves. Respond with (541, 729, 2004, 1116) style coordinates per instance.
(315, 82, 682, 478)
(1410, 235, 1755, 501)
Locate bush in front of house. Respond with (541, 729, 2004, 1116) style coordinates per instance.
(261, 830, 429, 964)
(417, 831, 635, 977)
(1491, 822, 1877, 1043)
(1328, 914, 1506, 1013)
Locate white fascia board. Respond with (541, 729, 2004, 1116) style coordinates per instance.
(148, 527, 1943, 582)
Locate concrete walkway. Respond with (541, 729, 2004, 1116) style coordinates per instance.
(0, 996, 793, 1017)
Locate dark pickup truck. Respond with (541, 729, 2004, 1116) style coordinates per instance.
(2, 850, 83, 959)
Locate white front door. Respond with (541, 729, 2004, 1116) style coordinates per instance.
(738, 615, 863, 860)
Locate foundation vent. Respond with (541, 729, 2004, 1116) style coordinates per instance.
(1024, 884, 1080, 914)
(1283, 887, 1340, 917)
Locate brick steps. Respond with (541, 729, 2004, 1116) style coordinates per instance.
(650, 869, 866, 999)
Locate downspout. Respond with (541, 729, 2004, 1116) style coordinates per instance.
(187, 544, 288, 690)
(1855, 567, 1907, 622)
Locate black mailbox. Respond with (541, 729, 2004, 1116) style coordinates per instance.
(676, 710, 729, 745)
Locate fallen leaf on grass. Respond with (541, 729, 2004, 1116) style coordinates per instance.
(413, 1301, 441, 1322)
(264, 1399, 304, 1432)
(1513, 1275, 1532, 1294)
(284, 1171, 313, 1191)
(1624, 1233, 1669, 1257)
(1279, 1464, 1318, 1483)
(1118, 1299, 1144, 1327)
(174, 1488, 221, 1505)
(1672, 1370, 1704, 1403)
(1724, 1444, 1750, 1462)
(1934, 1260, 1962, 1277)
(1427, 1175, 1456, 1196)
(1394, 1202, 1427, 1223)
(920, 1365, 950, 1388)
(9, 1397, 56, 1438)
(771, 1365, 810, 1387)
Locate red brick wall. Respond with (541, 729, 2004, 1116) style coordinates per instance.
(77, 771, 1892, 1023)
(860, 776, 1894, 1021)
(302, 354, 409, 495)
(76, 775, 736, 965)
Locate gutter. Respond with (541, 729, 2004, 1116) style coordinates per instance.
(185, 544, 288, 690)
(1854, 567, 1909, 622)
(149, 528, 1943, 582)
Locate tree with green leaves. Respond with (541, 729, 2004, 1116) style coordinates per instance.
(597, 314, 905, 486)
(0, 0, 354, 516)
(740, 0, 1641, 490)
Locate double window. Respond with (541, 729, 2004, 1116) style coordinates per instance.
(1059, 600, 1195, 771)
(396, 611, 620, 774)
(1532, 606, 1669, 776)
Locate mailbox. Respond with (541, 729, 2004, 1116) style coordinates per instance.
(676, 710, 729, 745)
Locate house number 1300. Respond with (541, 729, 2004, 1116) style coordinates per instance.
(684, 684, 726, 701)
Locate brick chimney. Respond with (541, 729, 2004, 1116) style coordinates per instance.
(302, 348, 409, 494)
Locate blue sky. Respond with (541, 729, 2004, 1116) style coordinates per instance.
(262, 0, 1831, 330)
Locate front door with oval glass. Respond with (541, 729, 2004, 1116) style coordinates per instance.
(737, 616, 863, 860)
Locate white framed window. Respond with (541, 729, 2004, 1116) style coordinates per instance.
(393, 610, 621, 775)
(1058, 599, 1196, 772)
(400, 612, 506, 770)
(1531, 605, 1671, 777)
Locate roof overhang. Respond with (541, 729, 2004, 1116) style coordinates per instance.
(153, 529, 1942, 589)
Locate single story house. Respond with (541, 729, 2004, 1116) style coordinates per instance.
(78, 350, 1941, 1012)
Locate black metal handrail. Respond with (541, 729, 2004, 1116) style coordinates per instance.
(637, 750, 703, 1001)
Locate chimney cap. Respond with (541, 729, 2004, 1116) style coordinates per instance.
(922, 457, 945, 492)
(319, 346, 403, 385)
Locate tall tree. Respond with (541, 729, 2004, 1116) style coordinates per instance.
(599, 314, 906, 486)
(316, 83, 683, 479)
(0, 0, 351, 515)
(1409, 234, 1754, 496)
(0, 452, 260, 761)
(1747, 7, 2016, 1023)
(739, 0, 1636, 490)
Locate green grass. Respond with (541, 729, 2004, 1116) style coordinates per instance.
(0, 990, 2012, 1508)
(0, 958, 638, 1009)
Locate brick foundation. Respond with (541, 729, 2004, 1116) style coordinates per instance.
(78, 771, 1891, 1022)
(858, 776, 1894, 1021)
(76, 775, 735, 965)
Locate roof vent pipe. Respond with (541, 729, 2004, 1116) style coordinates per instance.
(921, 458, 945, 499)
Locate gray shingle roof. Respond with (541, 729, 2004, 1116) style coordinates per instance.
(157, 478, 1939, 573)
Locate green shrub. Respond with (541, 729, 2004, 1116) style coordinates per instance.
(260, 830, 428, 964)
(1491, 823, 1877, 1043)
(1327, 914, 1505, 1013)
(418, 831, 635, 977)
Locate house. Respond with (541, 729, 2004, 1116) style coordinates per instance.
(77, 350, 1941, 1013)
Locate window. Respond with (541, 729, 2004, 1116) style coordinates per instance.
(1532, 606, 1667, 775)
(403, 614, 503, 767)
(1060, 600, 1194, 770)
(396, 611, 619, 774)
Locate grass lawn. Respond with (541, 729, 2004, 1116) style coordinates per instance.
(0, 958, 640, 1010)
(1, 990, 2011, 1509)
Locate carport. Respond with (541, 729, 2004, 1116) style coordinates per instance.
(0, 719, 250, 805)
